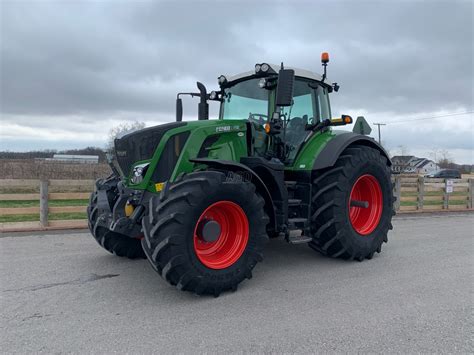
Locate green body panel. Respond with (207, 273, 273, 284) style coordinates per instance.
(288, 129, 348, 171)
(126, 119, 248, 193)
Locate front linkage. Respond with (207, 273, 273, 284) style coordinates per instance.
(87, 176, 149, 259)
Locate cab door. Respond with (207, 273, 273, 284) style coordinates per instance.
(279, 79, 331, 163)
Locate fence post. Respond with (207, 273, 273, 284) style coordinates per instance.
(40, 180, 49, 227)
(443, 178, 449, 210)
(394, 176, 401, 211)
(469, 179, 473, 209)
(417, 176, 424, 210)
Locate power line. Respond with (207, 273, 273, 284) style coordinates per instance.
(369, 111, 473, 145)
(386, 111, 474, 125)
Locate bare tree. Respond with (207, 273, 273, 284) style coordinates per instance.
(429, 148, 454, 168)
(437, 149, 454, 168)
(106, 121, 146, 153)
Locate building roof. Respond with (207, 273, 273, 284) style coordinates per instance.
(417, 159, 433, 169)
(391, 155, 415, 164)
(53, 154, 99, 160)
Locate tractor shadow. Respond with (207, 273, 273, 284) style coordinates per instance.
(90, 236, 368, 302)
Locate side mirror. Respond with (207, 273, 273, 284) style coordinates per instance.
(176, 97, 183, 122)
(276, 69, 295, 107)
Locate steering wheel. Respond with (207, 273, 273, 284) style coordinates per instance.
(286, 116, 308, 145)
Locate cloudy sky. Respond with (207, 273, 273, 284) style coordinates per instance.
(1, 0, 473, 163)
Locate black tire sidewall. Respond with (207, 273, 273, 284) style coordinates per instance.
(178, 181, 264, 281)
(143, 171, 269, 292)
(338, 152, 392, 254)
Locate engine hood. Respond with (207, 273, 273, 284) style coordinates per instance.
(114, 122, 187, 177)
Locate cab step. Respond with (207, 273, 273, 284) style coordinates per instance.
(289, 235, 313, 244)
(288, 217, 308, 227)
(288, 198, 302, 206)
(287, 230, 312, 244)
(285, 180, 297, 189)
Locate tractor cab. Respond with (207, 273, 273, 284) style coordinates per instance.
(175, 55, 347, 166)
(216, 65, 334, 162)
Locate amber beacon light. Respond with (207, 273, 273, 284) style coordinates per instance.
(321, 52, 329, 64)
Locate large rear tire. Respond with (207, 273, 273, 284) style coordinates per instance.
(87, 176, 145, 259)
(309, 145, 394, 260)
(142, 171, 269, 296)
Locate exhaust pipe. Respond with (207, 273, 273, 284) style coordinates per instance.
(197, 82, 209, 120)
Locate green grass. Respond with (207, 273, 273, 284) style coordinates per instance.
(400, 190, 468, 207)
(0, 212, 87, 223)
(0, 199, 88, 208)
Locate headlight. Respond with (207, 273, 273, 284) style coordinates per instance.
(209, 90, 218, 100)
(255, 64, 261, 73)
(261, 63, 269, 72)
(130, 163, 150, 184)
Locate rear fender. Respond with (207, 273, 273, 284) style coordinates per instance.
(313, 132, 391, 170)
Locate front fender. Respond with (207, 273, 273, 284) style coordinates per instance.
(190, 158, 277, 234)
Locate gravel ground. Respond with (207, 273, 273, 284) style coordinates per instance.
(1, 212, 473, 354)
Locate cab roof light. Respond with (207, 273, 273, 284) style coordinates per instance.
(321, 52, 329, 64)
(321, 52, 329, 82)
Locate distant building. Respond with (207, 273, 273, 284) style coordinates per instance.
(392, 155, 439, 174)
(45, 154, 99, 164)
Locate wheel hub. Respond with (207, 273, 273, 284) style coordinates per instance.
(196, 219, 221, 242)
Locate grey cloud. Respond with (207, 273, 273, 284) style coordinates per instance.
(0, 0, 472, 161)
(2, 1, 472, 116)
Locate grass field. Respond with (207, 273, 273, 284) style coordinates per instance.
(0, 212, 87, 223)
(1, 194, 468, 223)
(1, 176, 471, 225)
(0, 199, 89, 208)
(0, 199, 88, 223)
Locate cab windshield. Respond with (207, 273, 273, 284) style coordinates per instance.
(221, 78, 270, 125)
(220, 76, 332, 162)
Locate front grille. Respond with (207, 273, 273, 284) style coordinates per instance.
(114, 122, 186, 177)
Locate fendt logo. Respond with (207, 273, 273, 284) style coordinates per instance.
(216, 125, 241, 133)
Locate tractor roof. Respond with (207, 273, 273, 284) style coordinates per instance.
(226, 63, 328, 85)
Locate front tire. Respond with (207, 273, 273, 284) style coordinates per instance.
(87, 176, 146, 259)
(142, 171, 269, 296)
(309, 145, 394, 261)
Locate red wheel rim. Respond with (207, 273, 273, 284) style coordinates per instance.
(349, 174, 383, 235)
(193, 201, 249, 269)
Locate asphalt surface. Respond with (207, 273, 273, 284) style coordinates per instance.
(1, 212, 473, 354)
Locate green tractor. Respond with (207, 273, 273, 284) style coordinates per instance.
(87, 53, 394, 296)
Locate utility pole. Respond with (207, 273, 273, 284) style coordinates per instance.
(373, 123, 386, 145)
